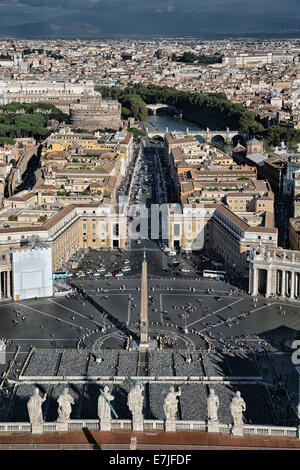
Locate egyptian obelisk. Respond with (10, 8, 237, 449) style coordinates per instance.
(139, 248, 149, 348)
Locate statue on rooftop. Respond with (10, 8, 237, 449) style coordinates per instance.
(57, 388, 75, 423)
(27, 388, 47, 425)
(127, 383, 144, 431)
(230, 391, 246, 435)
(207, 389, 219, 423)
(98, 386, 114, 425)
(163, 386, 181, 421)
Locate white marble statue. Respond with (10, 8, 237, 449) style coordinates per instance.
(163, 386, 181, 421)
(207, 389, 219, 423)
(127, 384, 144, 430)
(297, 403, 300, 422)
(27, 388, 47, 424)
(98, 386, 114, 421)
(230, 391, 246, 428)
(57, 388, 75, 423)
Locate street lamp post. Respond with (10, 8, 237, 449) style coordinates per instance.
(182, 313, 189, 334)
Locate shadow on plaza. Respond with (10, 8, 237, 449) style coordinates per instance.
(206, 339, 299, 426)
(257, 325, 299, 351)
(69, 282, 139, 345)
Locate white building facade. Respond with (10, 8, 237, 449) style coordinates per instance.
(12, 247, 53, 300)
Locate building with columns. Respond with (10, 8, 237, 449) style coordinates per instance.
(0, 79, 95, 106)
(249, 246, 300, 299)
(0, 252, 12, 299)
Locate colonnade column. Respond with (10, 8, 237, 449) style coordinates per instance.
(7, 271, 11, 298)
(281, 270, 286, 298)
(252, 267, 259, 296)
(0, 272, 2, 300)
(266, 269, 272, 297)
(248, 267, 253, 294)
(290, 271, 295, 300)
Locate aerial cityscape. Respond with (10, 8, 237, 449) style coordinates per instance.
(0, 0, 300, 456)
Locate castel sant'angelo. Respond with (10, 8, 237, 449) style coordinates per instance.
(70, 93, 122, 130)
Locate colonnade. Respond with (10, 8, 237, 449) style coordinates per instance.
(250, 267, 300, 299)
(0, 270, 12, 300)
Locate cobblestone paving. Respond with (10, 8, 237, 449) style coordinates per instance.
(87, 352, 119, 376)
(173, 352, 205, 376)
(148, 352, 174, 375)
(179, 384, 207, 421)
(58, 351, 89, 376)
(24, 352, 60, 376)
(149, 384, 165, 420)
(117, 352, 138, 376)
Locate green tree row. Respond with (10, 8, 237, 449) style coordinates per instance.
(256, 125, 300, 152)
(0, 102, 67, 141)
(171, 51, 223, 64)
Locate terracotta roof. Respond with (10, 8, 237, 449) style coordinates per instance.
(215, 205, 249, 231)
(7, 192, 36, 202)
(226, 193, 256, 198)
(247, 226, 277, 233)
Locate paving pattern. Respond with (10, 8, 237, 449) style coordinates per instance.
(5, 348, 286, 425)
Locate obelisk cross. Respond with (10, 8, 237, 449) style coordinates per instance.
(140, 248, 149, 347)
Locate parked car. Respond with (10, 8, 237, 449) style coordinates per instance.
(167, 251, 177, 257)
(121, 266, 131, 272)
(181, 268, 191, 273)
(104, 272, 112, 278)
(97, 267, 105, 273)
(115, 272, 124, 278)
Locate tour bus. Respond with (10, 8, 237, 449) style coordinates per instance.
(52, 270, 68, 280)
(202, 269, 226, 280)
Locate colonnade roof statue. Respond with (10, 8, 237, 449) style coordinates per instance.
(230, 391, 246, 428)
(57, 388, 75, 423)
(27, 388, 47, 425)
(207, 389, 219, 423)
(163, 386, 181, 421)
(25, 383, 250, 436)
(98, 386, 115, 421)
(127, 383, 144, 431)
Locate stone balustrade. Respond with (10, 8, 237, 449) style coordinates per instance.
(0, 420, 297, 438)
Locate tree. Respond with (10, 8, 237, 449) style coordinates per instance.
(120, 94, 148, 121)
(128, 128, 146, 139)
(121, 106, 131, 118)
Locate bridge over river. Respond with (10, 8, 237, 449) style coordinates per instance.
(147, 125, 248, 144)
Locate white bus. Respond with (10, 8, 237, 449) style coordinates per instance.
(203, 270, 226, 280)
